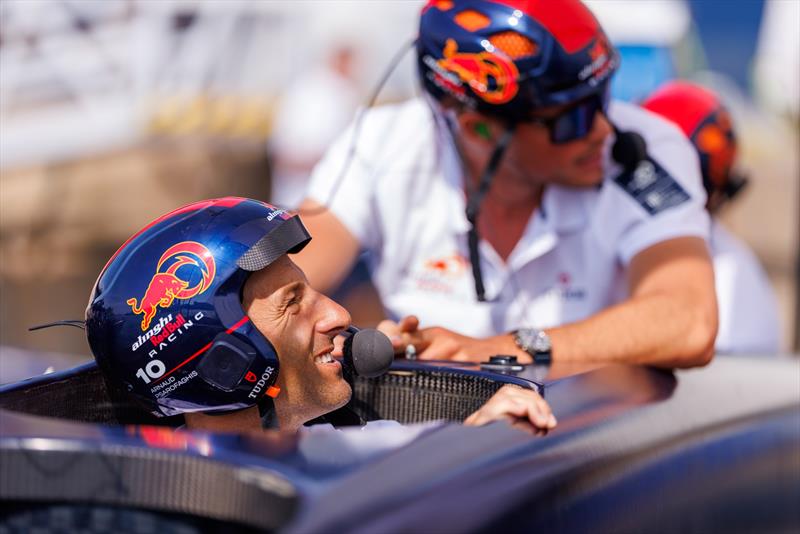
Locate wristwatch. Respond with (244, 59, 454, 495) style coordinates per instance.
(512, 328, 552, 366)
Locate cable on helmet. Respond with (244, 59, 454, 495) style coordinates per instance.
(296, 37, 418, 217)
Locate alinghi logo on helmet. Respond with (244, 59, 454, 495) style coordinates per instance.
(266, 208, 288, 221)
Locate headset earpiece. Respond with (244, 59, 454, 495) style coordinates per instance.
(474, 122, 492, 141)
(197, 332, 258, 392)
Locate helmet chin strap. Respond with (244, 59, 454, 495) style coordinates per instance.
(464, 125, 516, 302)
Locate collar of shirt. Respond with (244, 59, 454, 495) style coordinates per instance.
(437, 129, 592, 272)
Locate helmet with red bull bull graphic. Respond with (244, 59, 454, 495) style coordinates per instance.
(417, 0, 619, 123)
(641, 81, 747, 211)
(86, 197, 311, 417)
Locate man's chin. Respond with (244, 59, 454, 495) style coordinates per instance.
(566, 164, 605, 187)
(337, 382, 353, 409)
(560, 176, 603, 189)
(324, 380, 353, 413)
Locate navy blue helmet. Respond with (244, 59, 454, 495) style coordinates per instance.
(417, 0, 619, 139)
(86, 198, 311, 417)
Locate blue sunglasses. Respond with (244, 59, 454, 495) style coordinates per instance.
(527, 85, 611, 144)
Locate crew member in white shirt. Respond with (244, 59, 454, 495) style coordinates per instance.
(295, 0, 718, 369)
(641, 81, 781, 354)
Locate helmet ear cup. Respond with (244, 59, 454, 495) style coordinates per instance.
(196, 332, 258, 392)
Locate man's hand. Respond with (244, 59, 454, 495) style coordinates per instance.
(377, 315, 421, 353)
(464, 384, 557, 434)
(379, 316, 528, 362)
(409, 326, 497, 361)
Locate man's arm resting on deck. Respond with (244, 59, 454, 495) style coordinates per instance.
(398, 237, 718, 369)
(545, 236, 718, 368)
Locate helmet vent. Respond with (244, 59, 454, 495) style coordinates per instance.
(489, 31, 538, 59)
(433, 0, 454, 10)
(454, 10, 490, 31)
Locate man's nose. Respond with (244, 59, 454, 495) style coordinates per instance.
(591, 110, 613, 142)
(316, 293, 352, 336)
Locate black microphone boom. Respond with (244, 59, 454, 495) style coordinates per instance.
(342, 327, 394, 378)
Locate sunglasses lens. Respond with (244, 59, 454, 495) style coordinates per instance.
(550, 107, 589, 143)
(550, 85, 610, 144)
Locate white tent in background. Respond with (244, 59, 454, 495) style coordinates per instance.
(753, 0, 800, 119)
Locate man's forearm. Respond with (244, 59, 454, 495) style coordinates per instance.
(294, 199, 361, 293)
(546, 291, 717, 368)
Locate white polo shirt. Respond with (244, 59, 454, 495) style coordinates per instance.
(711, 222, 781, 354)
(307, 98, 710, 337)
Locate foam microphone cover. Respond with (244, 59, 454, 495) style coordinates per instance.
(343, 328, 394, 378)
(612, 130, 647, 171)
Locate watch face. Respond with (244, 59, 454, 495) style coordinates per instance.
(514, 329, 534, 353)
(532, 331, 552, 353)
(514, 329, 550, 355)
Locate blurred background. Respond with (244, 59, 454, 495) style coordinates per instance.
(1, 0, 797, 382)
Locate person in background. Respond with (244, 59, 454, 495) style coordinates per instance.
(85, 198, 556, 435)
(269, 45, 361, 209)
(295, 0, 717, 369)
(268, 42, 383, 328)
(642, 81, 781, 354)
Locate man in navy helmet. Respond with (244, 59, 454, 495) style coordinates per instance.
(86, 197, 556, 434)
(295, 0, 718, 369)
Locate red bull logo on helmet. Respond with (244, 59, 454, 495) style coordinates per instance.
(432, 38, 519, 105)
(127, 241, 216, 331)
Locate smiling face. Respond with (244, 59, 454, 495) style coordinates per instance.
(242, 255, 352, 431)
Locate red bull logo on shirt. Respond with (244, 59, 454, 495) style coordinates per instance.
(127, 241, 216, 331)
(425, 254, 468, 278)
